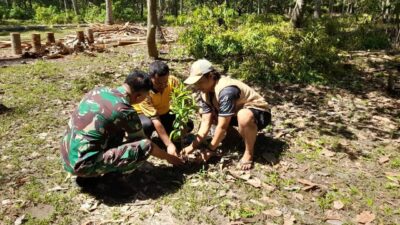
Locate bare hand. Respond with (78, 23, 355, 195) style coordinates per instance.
(167, 143, 178, 157)
(181, 145, 194, 156)
(166, 154, 185, 167)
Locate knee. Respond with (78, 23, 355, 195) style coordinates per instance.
(139, 115, 154, 137)
(237, 109, 255, 126)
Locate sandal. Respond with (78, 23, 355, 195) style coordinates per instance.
(237, 160, 254, 170)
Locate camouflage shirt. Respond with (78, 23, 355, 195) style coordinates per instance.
(60, 86, 146, 173)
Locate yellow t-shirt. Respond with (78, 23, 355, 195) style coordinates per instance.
(133, 75, 181, 117)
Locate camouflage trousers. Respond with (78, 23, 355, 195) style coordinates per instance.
(62, 139, 152, 177)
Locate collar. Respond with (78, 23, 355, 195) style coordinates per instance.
(116, 86, 130, 103)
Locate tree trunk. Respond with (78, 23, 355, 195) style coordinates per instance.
(59, 0, 63, 10)
(11, 33, 22, 55)
(291, 0, 305, 28)
(141, 0, 144, 19)
(147, 0, 158, 58)
(46, 32, 55, 44)
(342, 0, 345, 14)
(383, 0, 390, 22)
(180, 0, 183, 15)
(71, 0, 78, 15)
(32, 34, 41, 54)
(105, 0, 114, 25)
(173, 0, 178, 17)
(248, 0, 253, 13)
(64, 0, 69, 18)
(157, 0, 166, 43)
(257, 0, 261, 14)
(313, 0, 321, 18)
(86, 28, 94, 44)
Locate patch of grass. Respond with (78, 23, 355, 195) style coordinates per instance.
(316, 191, 336, 211)
(390, 156, 400, 169)
(23, 178, 44, 202)
(349, 185, 361, 196)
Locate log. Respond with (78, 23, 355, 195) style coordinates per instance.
(96, 37, 146, 44)
(76, 31, 85, 43)
(47, 32, 55, 44)
(0, 41, 11, 48)
(11, 33, 22, 55)
(117, 40, 140, 46)
(86, 28, 94, 44)
(32, 33, 41, 53)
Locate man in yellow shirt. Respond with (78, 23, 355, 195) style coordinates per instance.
(134, 61, 193, 157)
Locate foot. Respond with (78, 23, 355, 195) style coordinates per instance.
(239, 154, 254, 170)
(238, 160, 253, 170)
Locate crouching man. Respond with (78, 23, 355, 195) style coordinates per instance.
(182, 59, 271, 170)
(60, 70, 183, 179)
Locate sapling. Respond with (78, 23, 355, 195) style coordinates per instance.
(169, 82, 198, 149)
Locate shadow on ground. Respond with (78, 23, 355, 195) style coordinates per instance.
(219, 128, 288, 166)
(77, 162, 204, 205)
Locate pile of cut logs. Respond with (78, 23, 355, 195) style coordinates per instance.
(1, 23, 173, 59)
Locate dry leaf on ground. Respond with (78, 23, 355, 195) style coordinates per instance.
(321, 149, 336, 157)
(326, 219, 343, 225)
(333, 200, 344, 210)
(378, 156, 390, 164)
(293, 193, 304, 201)
(263, 209, 282, 217)
(246, 177, 262, 188)
(355, 211, 375, 224)
(297, 178, 320, 191)
(14, 214, 25, 225)
(325, 210, 342, 220)
(283, 214, 296, 225)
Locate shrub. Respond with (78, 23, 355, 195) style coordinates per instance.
(0, 4, 9, 20)
(322, 16, 390, 50)
(9, 5, 34, 20)
(179, 5, 340, 85)
(82, 3, 105, 23)
(34, 6, 56, 24)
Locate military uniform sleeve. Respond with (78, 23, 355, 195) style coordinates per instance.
(116, 106, 147, 141)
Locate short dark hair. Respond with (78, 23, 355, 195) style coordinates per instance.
(125, 70, 152, 92)
(149, 60, 169, 77)
(205, 70, 221, 80)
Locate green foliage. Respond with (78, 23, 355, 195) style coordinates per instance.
(34, 5, 56, 24)
(9, 4, 34, 20)
(0, 4, 9, 19)
(179, 5, 340, 85)
(113, 1, 141, 22)
(169, 82, 198, 143)
(322, 16, 390, 50)
(82, 3, 105, 23)
(316, 191, 336, 210)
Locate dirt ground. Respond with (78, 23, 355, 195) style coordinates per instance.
(0, 36, 399, 225)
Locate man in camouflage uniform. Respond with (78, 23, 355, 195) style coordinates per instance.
(60, 70, 184, 178)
